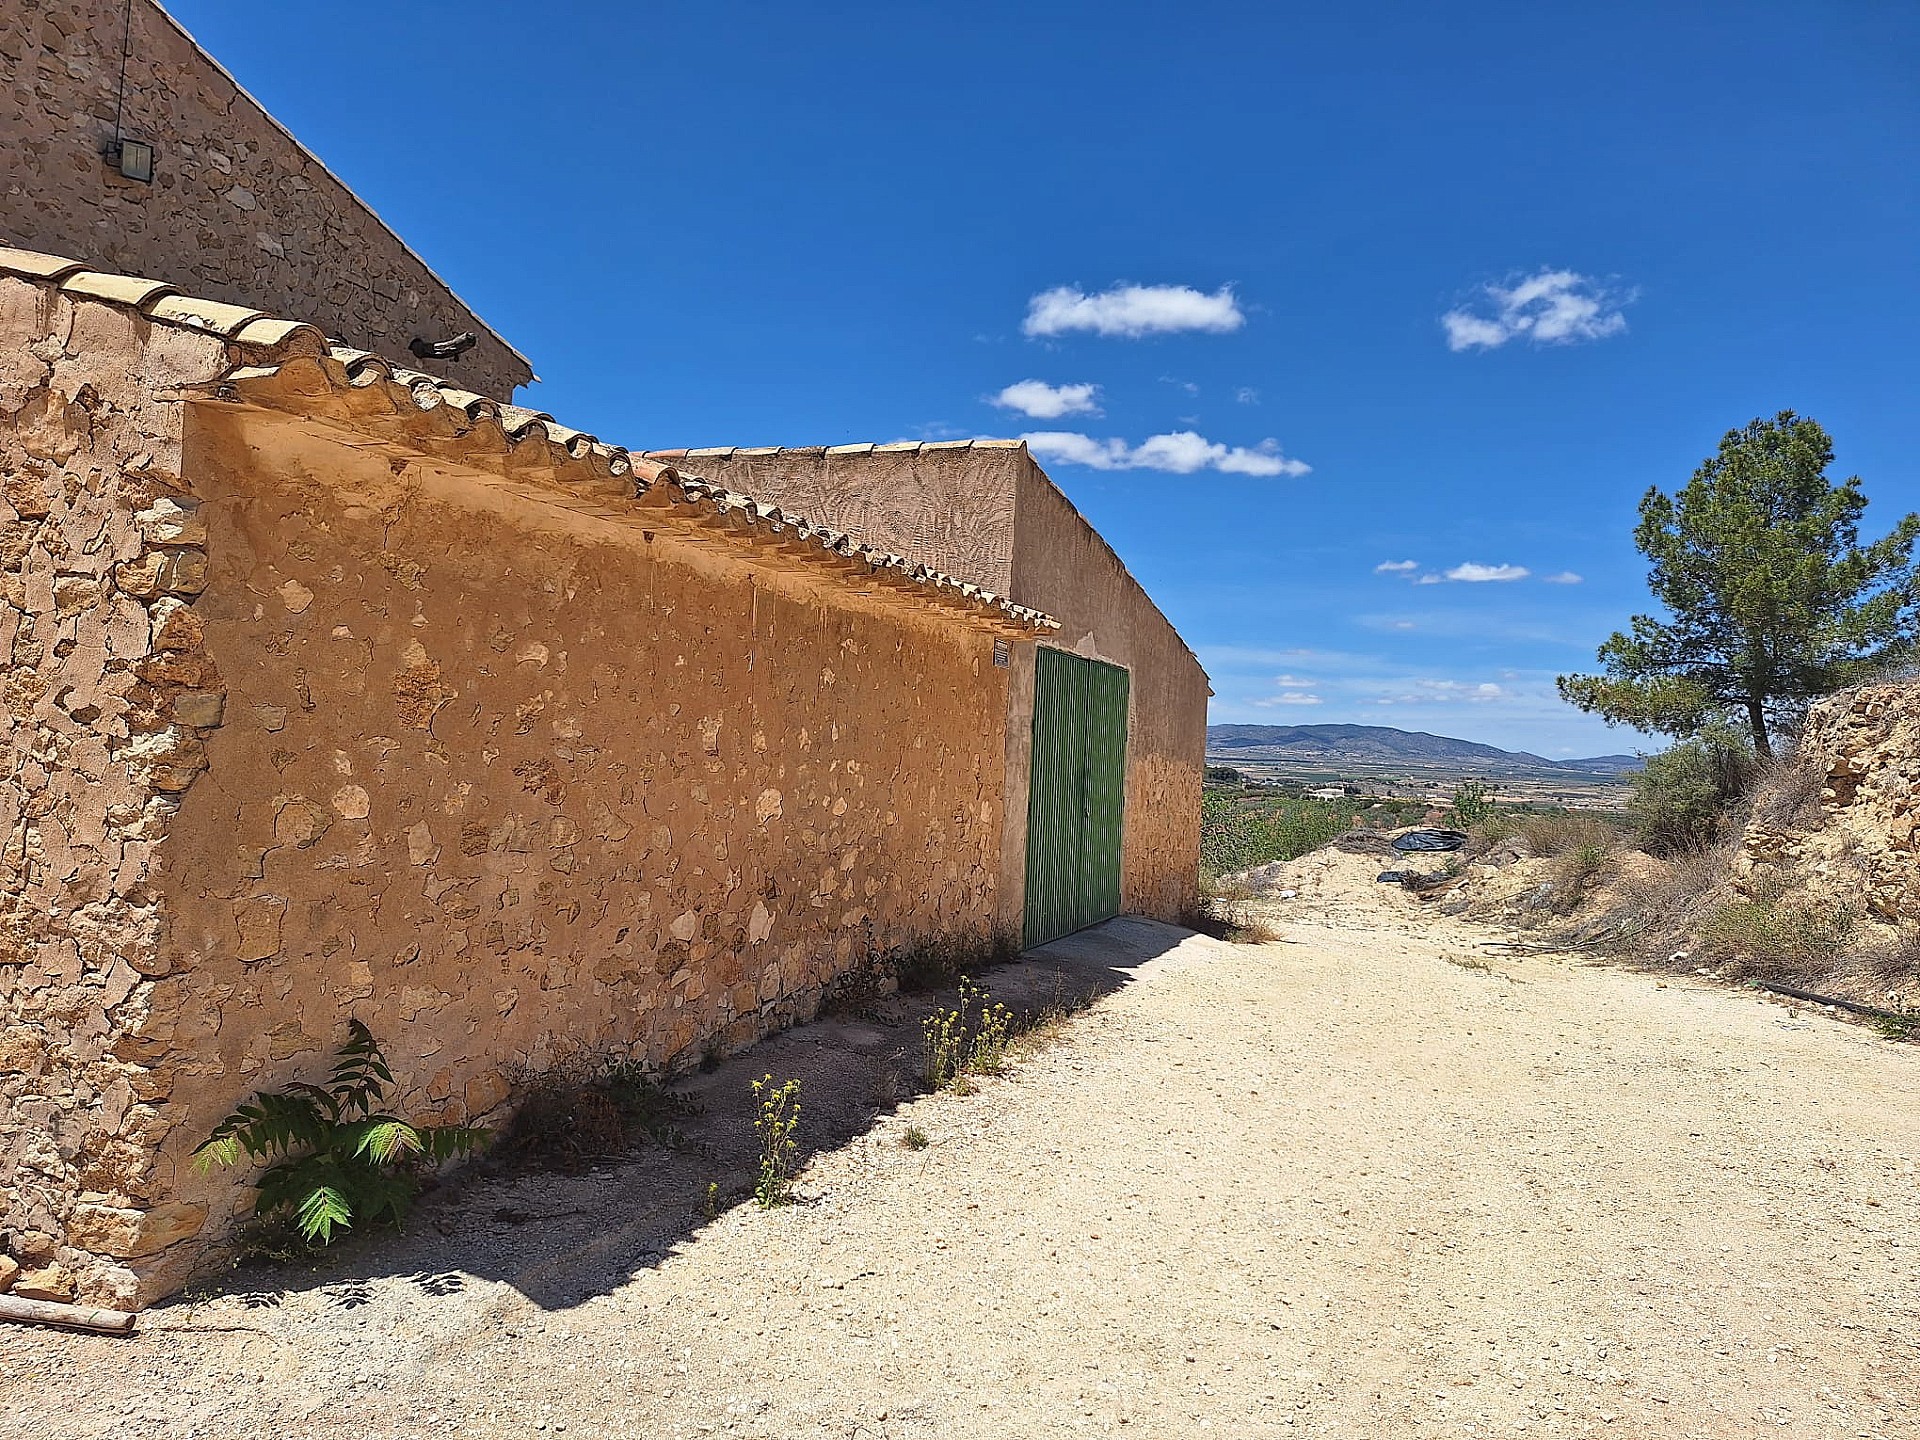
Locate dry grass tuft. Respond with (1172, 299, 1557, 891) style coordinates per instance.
(1513, 812, 1626, 859)
(1745, 752, 1828, 833)
(1697, 894, 1860, 985)
(1182, 875, 1282, 944)
(1549, 842, 1616, 912)
(1611, 842, 1735, 938)
(498, 1054, 691, 1172)
(890, 927, 1023, 995)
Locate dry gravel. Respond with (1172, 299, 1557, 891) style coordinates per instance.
(8, 854, 1920, 1439)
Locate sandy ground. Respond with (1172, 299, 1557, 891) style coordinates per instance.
(8, 852, 1920, 1439)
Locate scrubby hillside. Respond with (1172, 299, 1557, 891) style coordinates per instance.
(1221, 682, 1920, 1025)
(1433, 682, 1920, 1018)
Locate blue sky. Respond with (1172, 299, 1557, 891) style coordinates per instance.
(172, 1, 1920, 757)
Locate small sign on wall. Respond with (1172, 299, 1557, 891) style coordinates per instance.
(993, 639, 1011, 668)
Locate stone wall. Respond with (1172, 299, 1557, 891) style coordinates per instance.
(649, 443, 1210, 932)
(648, 443, 1026, 597)
(1739, 683, 1920, 928)
(0, 0, 531, 400)
(3, 286, 1016, 1307)
(0, 283, 234, 1308)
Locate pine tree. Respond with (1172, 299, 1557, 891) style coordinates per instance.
(1559, 412, 1920, 756)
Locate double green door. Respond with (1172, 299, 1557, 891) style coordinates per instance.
(1023, 649, 1130, 946)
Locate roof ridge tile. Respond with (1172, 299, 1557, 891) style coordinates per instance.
(0, 255, 1055, 635)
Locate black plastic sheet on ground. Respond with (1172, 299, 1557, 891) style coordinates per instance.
(1390, 828, 1468, 853)
(1376, 868, 1457, 891)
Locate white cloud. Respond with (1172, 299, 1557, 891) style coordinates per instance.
(1024, 283, 1245, 339)
(1415, 561, 1531, 584)
(1542, 570, 1584, 584)
(1442, 268, 1632, 351)
(1235, 386, 1260, 405)
(1274, 673, 1317, 688)
(1374, 560, 1419, 573)
(1379, 680, 1510, 705)
(1159, 375, 1201, 395)
(988, 380, 1102, 420)
(1022, 429, 1310, 478)
(1252, 693, 1324, 707)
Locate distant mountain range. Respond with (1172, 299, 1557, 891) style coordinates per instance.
(1206, 724, 1643, 778)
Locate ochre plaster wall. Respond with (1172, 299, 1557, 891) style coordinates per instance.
(3, 288, 1017, 1307)
(644, 444, 1208, 933)
(0, 0, 530, 399)
(1007, 461, 1207, 924)
(1, 283, 234, 1308)
(644, 443, 1024, 596)
(123, 406, 1010, 1301)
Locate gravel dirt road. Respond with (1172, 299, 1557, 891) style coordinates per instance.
(8, 849, 1919, 1438)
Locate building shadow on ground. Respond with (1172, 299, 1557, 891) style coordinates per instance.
(158, 915, 1204, 1318)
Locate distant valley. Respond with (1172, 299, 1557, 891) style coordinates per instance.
(1206, 724, 1642, 806)
(1208, 723, 1642, 777)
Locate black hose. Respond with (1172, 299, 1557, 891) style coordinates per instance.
(1753, 979, 1917, 1026)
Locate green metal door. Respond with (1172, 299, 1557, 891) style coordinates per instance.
(1079, 658, 1129, 925)
(1023, 649, 1086, 947)
(1023, 649, 1129, 946)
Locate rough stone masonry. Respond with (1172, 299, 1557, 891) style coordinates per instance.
(1, 0, 531, 400)
(0, 259, 1055, 1308)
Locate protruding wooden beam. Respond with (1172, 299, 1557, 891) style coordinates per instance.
(0, 1294, 137, 1334)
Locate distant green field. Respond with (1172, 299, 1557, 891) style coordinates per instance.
(1200, 786, 1433, 876)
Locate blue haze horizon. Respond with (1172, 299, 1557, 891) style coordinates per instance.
(165, 1, 1920, 756)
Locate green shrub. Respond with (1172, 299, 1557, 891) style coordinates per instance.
(1448, 780, 1496, 828)
(1200, 793, 1352, 874)
(193, 1020, 488, 1245)
(1629, 726, 1759, 856)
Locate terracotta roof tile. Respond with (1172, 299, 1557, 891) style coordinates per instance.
(60, 270, 177, 307)
(145, 294, 267, 336)
(0, 249, 88, 282)
(640, 439, 1027, 459)
(1, 246, 333, 356)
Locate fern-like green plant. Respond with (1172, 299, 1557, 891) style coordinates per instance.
(192, 1019, 488, 1245)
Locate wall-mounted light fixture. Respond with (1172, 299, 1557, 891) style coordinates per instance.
(105, 138, 155, 183)
(106, 0, 151, 182)
(409, 332, 479, 361)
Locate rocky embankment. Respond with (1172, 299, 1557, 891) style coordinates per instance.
(1737, 683, 1920, 923)
(1227, 682, 1920, 1018)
